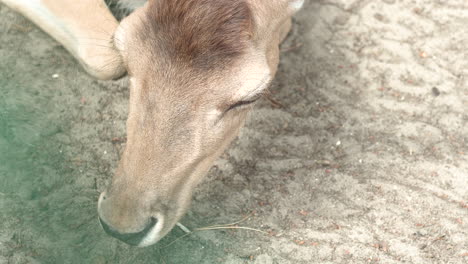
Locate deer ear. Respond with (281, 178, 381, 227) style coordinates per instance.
(249, 0, 298, 40)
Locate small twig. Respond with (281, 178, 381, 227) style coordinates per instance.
(164, 212, 262, 248)
(11, 24, 32, 33)
(194, 226, 267, 234)
(281, 42, 303, 52)
(157, 248, 168, 264)
(176, 222, 191, 233)
(163, 233, 192, 248)
(431, 235, 446, 243)
(203, 211, 254, 228)
(163, 225, 266, 249)
(264, 94, 285, 108)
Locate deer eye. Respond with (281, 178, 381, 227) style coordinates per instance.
(216, 96, 261, 122)
(226, 98, 259, 112)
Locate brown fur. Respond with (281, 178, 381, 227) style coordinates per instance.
(3, 0, 301, 247)
(144, 0, 253, 70)
(104, 0, 299, 247)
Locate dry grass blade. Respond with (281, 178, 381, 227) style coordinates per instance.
(264, 93, 285, 108)
(281, 42, 303, 52)
(202, 211, 254, 228)
(194, 226, 267, 234)
(163, 212, 264, 248)
(176, 222, 191, 233)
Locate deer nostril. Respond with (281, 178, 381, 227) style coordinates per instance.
(99, 217, 157, 246)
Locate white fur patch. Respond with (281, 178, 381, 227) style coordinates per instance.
(138, 213, 165, 247)
(290, 0, 305, 11)
(114, 25, 126, 52)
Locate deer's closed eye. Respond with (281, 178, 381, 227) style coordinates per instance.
(216, 96, 261, 122)
(226, 98, 259, 112)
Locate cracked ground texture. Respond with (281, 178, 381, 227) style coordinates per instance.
(0, 0, 467, 263)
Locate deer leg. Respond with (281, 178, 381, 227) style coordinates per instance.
(1, 0, 125, 80)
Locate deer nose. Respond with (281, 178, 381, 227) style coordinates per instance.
(99, 217, 157, 246)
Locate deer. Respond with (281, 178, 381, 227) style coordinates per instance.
(1, 0, 304, 247)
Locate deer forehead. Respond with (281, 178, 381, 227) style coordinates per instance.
(230, 54, 271, 100)
(127, 53, 271, 104)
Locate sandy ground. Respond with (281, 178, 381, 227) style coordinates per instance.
(0, 0, 467, 263)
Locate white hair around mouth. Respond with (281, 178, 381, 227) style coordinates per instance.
(138, 213, 165, 247)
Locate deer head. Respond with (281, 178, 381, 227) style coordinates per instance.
(97, 0, 302, 246)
